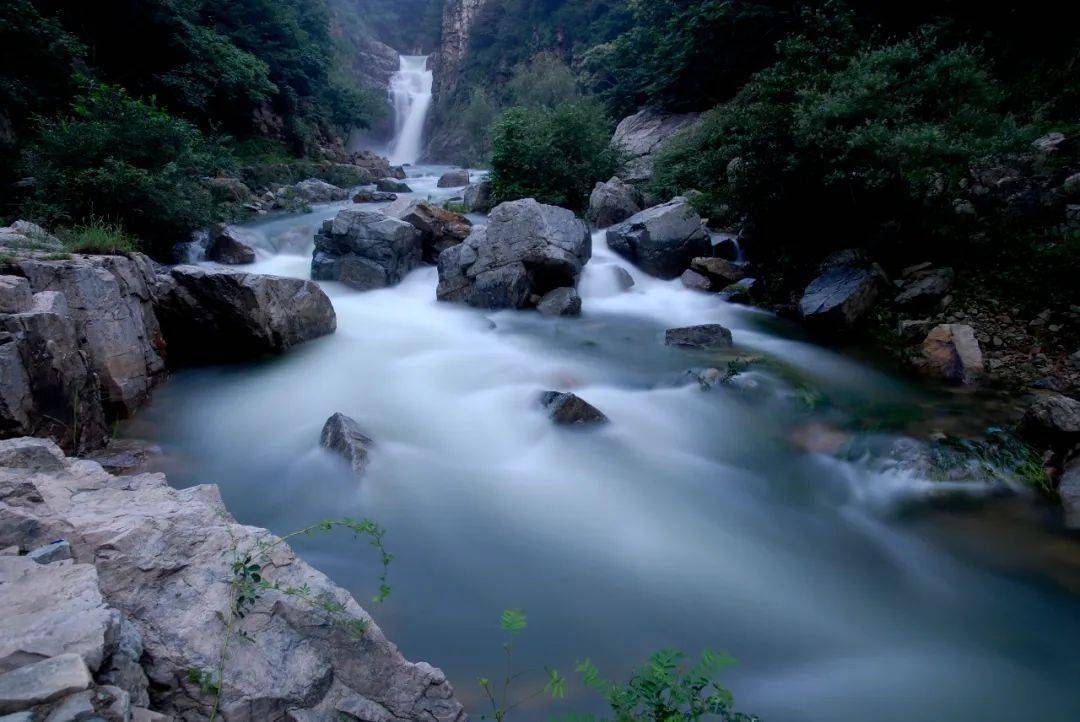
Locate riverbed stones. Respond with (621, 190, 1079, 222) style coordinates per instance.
(679, 269, 712, 292)
(611, 109, 701, 184)
(206, 224, 256, 265)
(0, 654, 92, 714)
(798, 251, 887, 328)
(384, 200, 472, 263)
(664, 324, 734, 350)
(154, 265, 336, 363)
(1020, 392, 1080, 446)
(312, 209, 423, 290)
(320, 413, 373, 476)
(463, 179, 493, 213)
(375, 178, 412, 193)
(606, 198, 711, 279)
(437, 169, 470, 188)
(536, 287, 581, 317)
(353, 190, 398, 203)
(538, 391, 608, 426)
(894, 266, 954, 311)
(919, 323, 985, 385)
(588, 177, 643, 228)
(436, 198, 590, 310)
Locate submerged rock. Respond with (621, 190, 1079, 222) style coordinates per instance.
(437, 198, 590, 310)
(85, 439, 163, 476)
(664, 324, 734, 350)
(919, 323, 985, 385)
(437, 169, 470, 188)
(536, 287, 582, 317)
(606, 198, 711, 279)
(320, 412, 374, 476)
(798, 251, 886, 328)
(384, 200, 472, 264)
(312, 209, 423, 290)
(375, 178, 412, 193)
(588, 176, 643, 228)
(538, 391, 608, 426)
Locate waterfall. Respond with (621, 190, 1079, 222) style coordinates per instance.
(387, 55, 433, 165)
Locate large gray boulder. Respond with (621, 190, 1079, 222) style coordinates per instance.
(206, 225, 257, 265)
(611, 109, 701, 184)
(154, 266, 336, 364)
(894, 266, 954, 311)
(384, 200, 472, 264)
(312, 209, 423, 290)
(436, 169, 470, 188)
(437, 199, 591, 310)
(664, 324, 734, 350)
(1020, 392, 1080, 446)
(798, 251, 887, 328)
(919, 323, 985, 385)
(0, 653, 92, 714)
(605, 198, 710, 279)
(0, 436, 466, 722)
(290, 178, 350, 204)
(463, 179, 494, 213)
(587, 177, 643, 228)
(320, 413, 373, 476)
(375, 178, 412, 193)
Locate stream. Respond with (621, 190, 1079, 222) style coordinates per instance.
(123, 166, 1080, 722)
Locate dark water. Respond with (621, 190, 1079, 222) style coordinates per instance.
(123, 168, 1080, 722)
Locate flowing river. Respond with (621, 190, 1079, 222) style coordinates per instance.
(123, 167, 1080, 722)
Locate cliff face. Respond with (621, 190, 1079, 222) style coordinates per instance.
(431, 0, 488, 100)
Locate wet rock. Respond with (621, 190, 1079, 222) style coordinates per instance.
(0, 654, 92, 714)
(1020, 392, 1080, 446)
(0, 556, 118, 674)
(320, 413, 373, 476)
(349, 150, 395, 181)
(1060, 455, 1080, 529)
(291, 179, 350, 204)
(536, 287, 581, 317)
(205, 225, 256, 265)
(384, 200, 471, 264)
(690, 257, 746, 287)
(664, 324, 733, 350)
(0, 277, 32, 314)
(612, 266, 635, 290)
(611, 109, 701, 184)
(920, 324, 985, 385)
(312, 209, 423, 290)
(25, 540, 71, 565)
(719, 277, 758, 304)
(436, 169, 470, 188)
(606, 198, 711, 279)
(84, 439, 163, 476)
(154, 266, 336, 364)
(897, 318, 935, 342)
(798, 251, 886, 328)
(463, 179, 494, 213)
(375, 178, 412, 193)
(437, 199, 590, 310)
(352, 190, 398, 203)
(679, 269, 712, 292)
(894, 267, 954, 311)
(587, 177, 643, 228)
(538, 392, 608, 426)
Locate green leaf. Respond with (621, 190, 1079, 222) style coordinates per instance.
(500, 608, 527, 634)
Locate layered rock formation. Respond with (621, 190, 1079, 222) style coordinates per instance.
(312, 209, 423, 291)
(611, 109, 702, 184)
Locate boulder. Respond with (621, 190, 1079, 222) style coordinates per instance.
(798, 251, 886, 328)
(463, 179, 494, 213)
(205, 225, 256, 265)
(719, 277, 758, 304)
(538, 392, 608, 426)
(0, 437, 466, 722)
(611, 109, 701, 184)
(0, 556, 119, 674)
(536, 287, 581, 317)
(679, 269, 712, 292)
(664, 324, 734, 350)
(290, 179, 350, 204)
(320, 413, 373, 476)
(1019, 392, 1080, 446)
(384, 200, 471, 264)
(0, 654, 92, 714)
(0, 277, 32, 314)
(154, 266, 336, 364)
(690, 257, 745, 286)
(0, 221, 62, 254)
(606, 198, 710, 279)
(436, 169, 470, 188)
(312, 209, 423, 290)
(587, 177, 643, 228)
(436, 199, 591, 310)
(352, 190, 398, 203)
(1032, 132, 1066, 154)
(375, 178, 412, 193)
(350, 150, 394, 180)
(894, 267, 954, 311)
(919, 324, 985, 385)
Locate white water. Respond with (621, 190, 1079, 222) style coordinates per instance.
(130, 167, 1080, 722)
(387, 55, 433, 165)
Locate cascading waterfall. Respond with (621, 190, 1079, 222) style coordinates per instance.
(387, 55, 433, 165)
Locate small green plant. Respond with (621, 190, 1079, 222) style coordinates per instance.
(444, 201, 470, 214)
(477, 609, 565, 722)
(575, 649, 760, 722)
(60, 217, 138, 255)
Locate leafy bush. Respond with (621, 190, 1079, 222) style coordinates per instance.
(490, 101, 622, 212)
(23, 83, 232, 257)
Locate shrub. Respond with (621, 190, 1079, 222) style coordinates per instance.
(490, 101, 622, 212)
(22, 83, 233, 257)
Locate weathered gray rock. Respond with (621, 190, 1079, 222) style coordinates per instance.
(384, 200, 471, 264)
(349, 150, 395, 181)
(587, 177, 643, 228)
(436, 169, 470, 188)
(0, 437, 465, 722)
(1032, 131, 1066, 154)
(539, 392, 608, 426)
(894, 267, 954, 311)
(1020, 392, 1080, 446)
(611, 266, 635, 290)
(375, 178, 412, 193)
(206, 225, 256, 265)
(291, 179, 350, 204)
(463, 179, 493, 213)
(664, 324, 734, 350)
(0, 222, 62, 253)
(536, 287, 581, 317)
(320, 413, 373, 476)
(0, 277, 32, 314)
(0, 556, 119, 673)
(719, 277, 758, 304)
(85, 439, 162, 476)
(312, 209, 423, 290)
(611, 109, 701, 183)
(798, 252, 886, 328)
(25, 540, 71, 565)
(437, 199, 591, 310)
(919, 324, 985, 385)
(897, 319, 935, 342)
(690, 257, 745, 286)
(352, 190, 398, 203)
(0, 654, 92, 714)
(606, 198, 710, 279)
(679, 269, 712, 292)
(97, 618, 149, 708)
(154, 266, 336, 364)
(1060, 454, 1080, 529)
